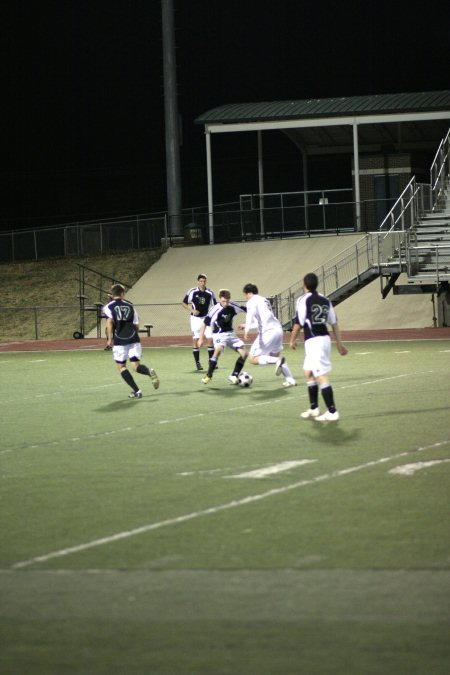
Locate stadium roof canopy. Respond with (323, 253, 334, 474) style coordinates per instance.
(195, 90, 450, 240)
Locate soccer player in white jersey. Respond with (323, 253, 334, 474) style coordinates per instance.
(241, 283, 296, 388)
(104, 284, 159, 399)
(289, 272, 348, 421)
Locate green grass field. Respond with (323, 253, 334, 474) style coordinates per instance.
(1, 340, 449, 674)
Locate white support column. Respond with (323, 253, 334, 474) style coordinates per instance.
(205, 129, 214, 244)
(257, 130, 265, 237)
(302, 149, 309, 231)
(353, 120, 361, 231)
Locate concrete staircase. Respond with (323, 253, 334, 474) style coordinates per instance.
(407, 184, 450, 282)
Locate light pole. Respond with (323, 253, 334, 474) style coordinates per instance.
(161, 0, 182, 237)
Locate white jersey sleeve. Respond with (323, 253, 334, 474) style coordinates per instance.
(245, 294, 279, 333)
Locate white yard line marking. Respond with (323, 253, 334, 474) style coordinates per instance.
(0, 383, 120, 406)
(230, 460, 317, 479)
(178, 467, 244, 476)
(394, 351, 411, 354)
(10, 439, 449, 569)
(340, 373, 408, 389)
(389, 459, 450, 476)
(354, 352, 373, 355)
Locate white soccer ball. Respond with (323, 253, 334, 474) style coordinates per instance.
(238, 371, 253, 388)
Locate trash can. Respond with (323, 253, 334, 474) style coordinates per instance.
(184, 223, 203, 244)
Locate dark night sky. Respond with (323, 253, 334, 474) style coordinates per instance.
(3, 0, 449, 229)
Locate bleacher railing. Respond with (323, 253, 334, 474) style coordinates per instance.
(1, 196, 403, 263)
(430, 127, 450, 210)
(272, 127, 450, 325)
(272, 232, 400, 328)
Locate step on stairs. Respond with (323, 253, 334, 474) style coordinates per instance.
(409, 207, 450, 280)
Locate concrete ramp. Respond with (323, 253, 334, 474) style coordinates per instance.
(336, 273, 435, 329)
(113, 235, 436, 335)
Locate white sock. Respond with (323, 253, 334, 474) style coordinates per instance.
(258, 355, 278, 365)
(281, 363, 294, 378)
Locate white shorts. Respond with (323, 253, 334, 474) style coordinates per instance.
(303, 335, 332, 377)
(191, 315, 212, 340)
(249, 326, 283, 358)
(213, 331, 245, 352)
(113, 342, 142, 363)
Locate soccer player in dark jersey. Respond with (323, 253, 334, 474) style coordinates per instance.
(104, 284, 159, 399)
(198, 289, 248, 385)
(182, 273, 216, 370)
(289, 272, 348, 421)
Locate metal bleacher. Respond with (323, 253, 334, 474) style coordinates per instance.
(272, 128, 450, 329)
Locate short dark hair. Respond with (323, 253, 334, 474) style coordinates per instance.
(218, 288, 231, 299)
(303, 273, 318, 292)
(243, 283, 258, 294)
(197, 273, 207, 281)
(111, 283, 125, 297)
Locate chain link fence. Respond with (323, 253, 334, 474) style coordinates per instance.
(0, 197, 399, 264)
(0, 303, 222, 342)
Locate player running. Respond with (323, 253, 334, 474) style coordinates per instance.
(104, 284, 159, 399)
(241, 283, 296, 387)
(198, 289, 247, 385)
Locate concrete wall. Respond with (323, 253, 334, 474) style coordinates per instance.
(124, 235, 435, 335)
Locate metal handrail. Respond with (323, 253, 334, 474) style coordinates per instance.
(378, 177, 420, 235)
(273, 128, 450, 323)
(430, 128, 450, 205)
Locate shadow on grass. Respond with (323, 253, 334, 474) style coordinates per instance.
(197, 386, 288, 401)
(303, 424, 362, 446)
(351, 406, 450, 418)
(95, 398, 159, 412)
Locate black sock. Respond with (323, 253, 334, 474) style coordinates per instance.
(121, 368, 139, 393)
(232, 356, 247, 376)
(207, 357, 217, 377)
(321, 385, 336, 413)
(207, 347, 214, 360)
(307, 382, 319, 409)
(136, 364, 150, 376)
(193, 348, 200, 364)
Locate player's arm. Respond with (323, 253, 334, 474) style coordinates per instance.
(182, 291, 198, 314)
(182, 302, 198, 315)
(243, 303, 255, 341)
(330, 322, 348, 356)
(289, 320, 301, 349)
(185, 301, 200, 316)
(106, 318, 114, 347)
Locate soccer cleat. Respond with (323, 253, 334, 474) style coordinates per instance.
(275, 357, 285, 376)
(282, 378, 297, 388)
(128, 390, 142, 399)
(228, 375, 239, 385)
(300, 407, 320, 419)
(315, 410, 340, 422)
(201, 375, 211, 384)
(196, 362, 203, 371)
(149, 368, 160, 389)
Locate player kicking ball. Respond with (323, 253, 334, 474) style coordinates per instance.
(241, 283, 296, 388)
(198, 289, 248, 385)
